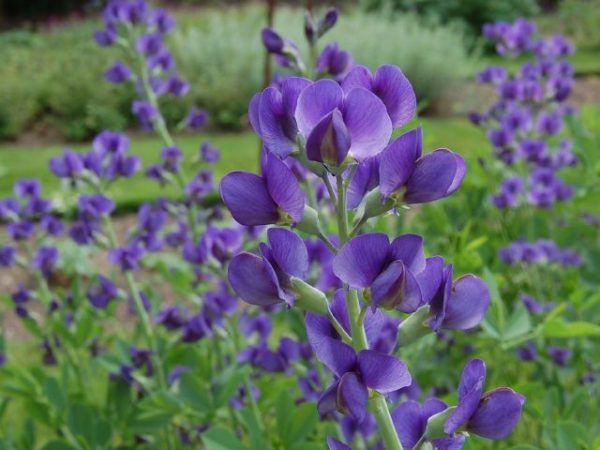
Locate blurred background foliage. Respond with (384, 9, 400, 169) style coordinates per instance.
(0, 0, 598, 141)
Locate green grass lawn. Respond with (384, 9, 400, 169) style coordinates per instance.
(0, 118, 489, 210)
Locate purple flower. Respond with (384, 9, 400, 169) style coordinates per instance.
(0, 246, 16, 267)
(393, 398, 464, 449)
(200, 142, 220, 163)
(93, 131, 130, 156)
(327, 437, 351, 450)
(148, 50, 174, 72)
(248, 77, 311, 158)
(341, 64, 416, 129)
(201, 226, 243, 264)
(187, 108, 208, 130)
(181, 314, 211, 343)
(516, 341, 538, 362)
(108, 245, 144, 271)
(316, 43, 353, 79)
(548, 346, 572, 367)
(241, 314, 272, 343)
(333, 233, 426, 312)
(88, 275, 119, 309)
(228, 228, 308, 307)
(311, 337, 411, 421)
(105, 61, 133, 84)
(32, 246, 59, 277)
(422, 257, 490, 331)
(161, 146, 183, 172)
(186, 171, 214, 202)
(136, 33, 163, 56)
(7, 221, 35, 241)
(165, 74, 189, 97)
(261, 28, 285, 54)
(108, 153, 141, 178)
(50, 149, 84, 179)
(220, 153, 305, 226)
(149, 8, 175, 34)
(94, 27, 116, 46)
(295, 78, 392, 162)
(537, 111, 562, 136)
(379, 127, 466, 204)
(14, 179, 41, 198)
(40, 216, 64, 237)
(132, 101, 158, 129)
(444, 359, 525, 439)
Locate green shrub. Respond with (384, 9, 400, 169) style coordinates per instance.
(361, 0, 539, 39)
(172, 5, 476, 129)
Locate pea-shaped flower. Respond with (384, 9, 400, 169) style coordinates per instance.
(311, 336, 411, 422)
(419, 257, 490, 331)
(295, 78, 392, 164)
(379, 127, 466, 204)
(228, 228, 308, 307)
(220, 153, 305, 226)
(249, 77, 311, 158)
(341, 64, 416, 128)
(444, 359, 525, 439)
(333, 233, 426, 312)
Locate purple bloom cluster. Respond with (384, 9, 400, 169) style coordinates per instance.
(473, 18, 577, 211)
(95, 0, 205, 132)
(499, 239, 581, 267)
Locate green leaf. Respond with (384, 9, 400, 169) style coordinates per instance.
(202, 426, 247, 450)
(43, 377, 66, 411)
(556, 420, 590, 449)
(129, 410, 174, 435)
(177, 372, 213, 414)
(237, 408, 267, 450)
(542, 319, 600, 338)
(503, 303, 532, 340)
(41, 441, 79, 450)
(283, 402, 318, 446)
(67, 403, 96, 446)
(214, 367, 248, 409)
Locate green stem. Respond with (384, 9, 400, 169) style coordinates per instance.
(335, 174, 348, 244)
(371, 393, 404, 450)
(331, 178, 402, 449)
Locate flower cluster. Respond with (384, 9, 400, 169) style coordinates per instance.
(472, 18, 577, 210)
(219, 17, 525, 446)
(499, 239, 581, 267)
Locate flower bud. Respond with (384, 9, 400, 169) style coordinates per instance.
(290, 277, 328, 315)
(397, 305, 432, 346)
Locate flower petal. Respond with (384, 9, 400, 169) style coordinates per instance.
(343, 87, 392, 161)
(341, 64, 373, 93)
(371, 260, 422, 313)
(318, 381, 339, 417)
(327, 437, 352, 450)
(330, 289, 352, 335)
(248, 92, 262, 135)
(357, 350, 411, 393)
(307, 334, 356, 377)
(347, 156, 380, 209)
(391, 400, 425, 450)
(281, 77, 312, 116)
(333, 233, 390, 288)
(373, 65, 416, 128)
(220, 172, 278, 226)
(267, 227, 309, 279)
(416, 256, 445, 304)
(467, 388, 525, 439)
(390, 233, 426, 274)
(379, 128, 421, 197)
(443, 275, 490, 330)
(259, 87, 296, 158)
(405, 149, 463, 204)
(264, 154, 305, 224)
(295, 79, 344, 138)
(228, 253, 281, 306)
(444, 359, 486, 434)
(337, 372, 369, 422)
(306, 109, 351, 166)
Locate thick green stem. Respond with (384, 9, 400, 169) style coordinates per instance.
(332, 177, 403, 450)
(371, 393, 404, 450)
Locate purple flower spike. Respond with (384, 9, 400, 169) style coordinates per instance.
(88, 275, 118, 309)
(220, 153, 305, 226)
(445, 359, 525, 440)
(342, 64, 416, 128)
(295, 79, 392, 162)
(249, 77, 311, 158)
(228, 228, 308, 307)
(333, 233, 425, 312)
